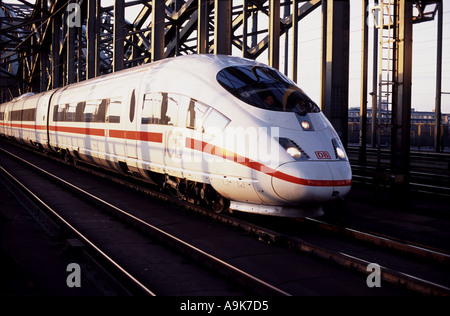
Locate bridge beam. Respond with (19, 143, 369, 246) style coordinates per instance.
(321, 0, 350, 148)
(391, 0, 413, 187)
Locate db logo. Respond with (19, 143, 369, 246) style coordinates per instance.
(315, 151, 331, 159)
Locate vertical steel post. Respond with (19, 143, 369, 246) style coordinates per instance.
(269, 0, 280, 69)
(52, 10, 61, 89)
(214, 0, 232, 55)
(242, 0, 248, 58)
(371, 0, 379, 148)
(251, 6, 258, 48)
(434, 0, 443, 153)
(113, 0, 124, 72)
(40, 0, 48, 91)
(151, 0, 165, 62)
(86, 0, 97, 79)
(197, 0, 209, 54)
(77, 26, 82, 82)
(391, 0, 412, 187)
(284, 3, 290, 76)
(67, 1, 76, 85)
(291, 0, 299, 83)
(359, 0, 369, 164)
(321, 0, 350, 148)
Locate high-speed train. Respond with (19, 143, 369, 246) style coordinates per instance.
(0, 54, 351, 217)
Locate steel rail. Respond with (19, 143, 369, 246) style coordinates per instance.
(3, 141, 449, 295)
(0, 161, 156, 296)
(281, 234, 450, 296)
(58, 150, 450, 296)
(304, 217, 450, 265)
(0, 147, 290, 297)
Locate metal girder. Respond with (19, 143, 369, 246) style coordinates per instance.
(3, 0, 328, 101)
(359, 0, 369, 165)
(39, 0, 48, 91)
(86, 0, 98, 79)
(151, 0, 165, 61)
(197, 0, 210, 54)
(434, 0, 443, 152)
(214, 0, 232, 55)
(321, 0, 350, 148)
(268, 0, 280, 69)
(113, 0, 124, 72)
(246, 0, 321, 60)
(390, 0, 413, 186)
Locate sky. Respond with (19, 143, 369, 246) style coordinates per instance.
(3, 0, 449, 113)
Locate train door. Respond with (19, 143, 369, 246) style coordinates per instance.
(3, 103, 12, 136)
(35, 91, 52, 150)
(164, 93, 186, 177)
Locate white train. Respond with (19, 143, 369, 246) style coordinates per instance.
(0, 54, 351, 217)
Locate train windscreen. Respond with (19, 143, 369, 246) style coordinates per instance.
(217, 65, 320, 116)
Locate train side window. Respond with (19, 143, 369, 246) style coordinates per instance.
(163, 93, 179, 126)
(0, 111, 4, 120)
(94, 99, 108, 122)
(66, 103, 78, 122)
(186, 99, 209, 130)
(76, 102, 85, 122)
(22, 108, 36, 121)
(11, 110, 22, 121)
(54, 104, 67, 122)
(83, 101, 98, 122)
(202, 109, 230, 136)
(107, 98, 121, 123)
(142, 93, 160, 124)
(53, 105, 58, 121)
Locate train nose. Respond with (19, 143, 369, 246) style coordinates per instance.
(271, 161, 352, 203)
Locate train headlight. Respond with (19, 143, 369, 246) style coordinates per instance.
(277, 137, 310, 161)
(301, 121, 311, 130)
(286, 147, 302, 159)
(336, 147, 346, 159)
(332, 138, 347, 160)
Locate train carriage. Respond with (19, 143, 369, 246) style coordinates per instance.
(0, 54, 352, 217)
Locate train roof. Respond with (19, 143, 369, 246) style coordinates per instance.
(1, 55, 268, 106)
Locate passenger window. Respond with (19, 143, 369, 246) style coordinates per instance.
(66, 103, 78, 122)
(162, 93, 178, 126)
(54, 104, 67, 122)
(83, 101, 97, 122)
(76, 102, 86, 122)
(142, 93, 162, 124)
(202, 110, 230, 136)
(186, 99, 209, 130)
(94, 99, 108, 122)
(22, 108, 36, 121)
(107, 98, 121, 123)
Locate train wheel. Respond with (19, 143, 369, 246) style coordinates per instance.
(165, 176, 182, 199)
(209, 191, 230, 214)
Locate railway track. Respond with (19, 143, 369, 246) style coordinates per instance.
(0, 144, 289, 296)
(1, 140, 404, 296)
(228, 211, 450, 296)
(347, 146, 450, 173)
(1, 139, 449, 295)
(348, 146, 450, 196)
